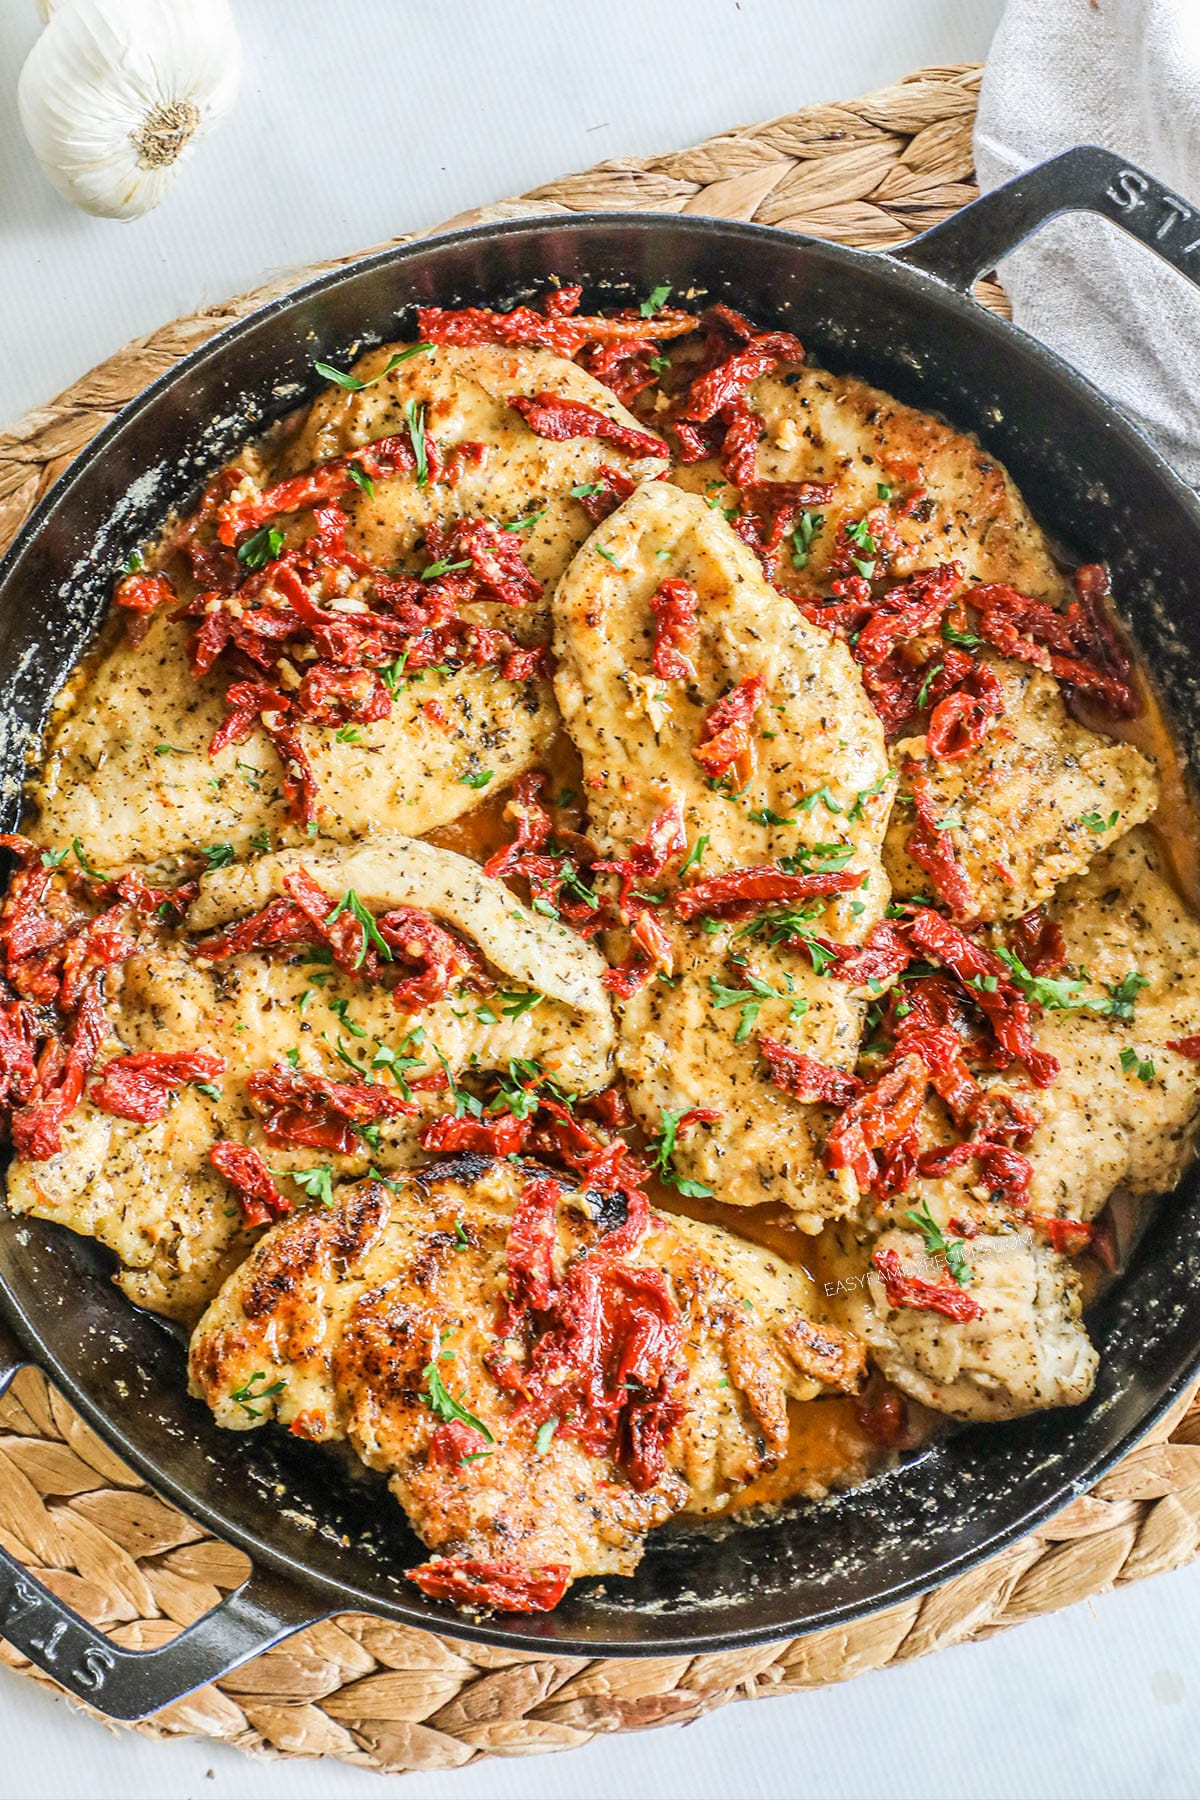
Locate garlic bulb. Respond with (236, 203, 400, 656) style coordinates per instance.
(19, 0, 241, 221)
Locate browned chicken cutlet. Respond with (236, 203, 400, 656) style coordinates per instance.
(6, 836, 614, 1322)
(188, 1156, 865, 1602)
(553, 481, 893, 1228)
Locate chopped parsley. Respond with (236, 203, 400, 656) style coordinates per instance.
(904, 1198, 973, 1287)
(639, 283, 672, 317)
(40, 847, 69, 869)
(535, 1418, 559, 1456)
(250, 828, 272, 853)
(1120, 1047, 1156, 1082)
(203, 842, 236, 869)
(798, 784, 843, 816)
(876, 481, 892, 501)
(422, 1331, 495, 1443)
(708, 969, 808, 1042)
(381, 652, 409, 696)
(915, 664, 943, 711)
(326, 889, 393, 969)
(941, 619, 983, 651)
(71, 839, 103, 879)
(328, 996, 368, 1037)
(790, 510, 824, 569)
(595, 544, 621, 566)
(569, 482, 603, 500)
(458, 769, 494, 789)
(680, 833, 709, 877)
(500, 989, 545, 1021)
(237, 526, 284, 570)
(346, 462, 375, 500)
(503, 505, 549, 533)
(404, 399, 428, 486)
(1080, 809, 1120, 833)
(1102, 971, 1150, 1022)
(646, 1107, 715, 1198)
(122, 548, 145, 574)
(289, 1164, 336, 1207)
(313, 343, 432, 390)
(230, 1371, 287, 1418)
(423, 555, 471, 579)
(845, 516, 878, 580)
(847, 777, 890, 823)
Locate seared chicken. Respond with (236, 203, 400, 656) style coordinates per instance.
(30, 342, 667, 871)
(832, 1221, 1097, 1422)
(885, 662, 1159, 920)
(189, 1156, 863, 1591)
(673, 364, 1074, 603)
(553, 482, 893, 1227)
(5, 837, 615, 1321)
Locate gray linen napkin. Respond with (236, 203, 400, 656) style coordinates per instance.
(975, 0, 1200, 482)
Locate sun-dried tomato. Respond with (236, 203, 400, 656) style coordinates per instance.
(819, 920, 911, 985)
(294, 664, 391, 728)
(405, 1555, 570, 1613)
(692, 674, 766, 784)
(417, 295, 696, 359)
(601, 906, 674, 999)
(718, 405, 764, 488)
(926, 661, 1004, 760)
(505, 392, 667, 461)
(758, 1036, 863, 1106)
(732, 479, 835, 580)
(968, 573, 1135, 715)
(892, 1022, 980, 1123)
(853, 563, 962, 667)
(114, 571, 175, 619)
(1008, 907, 1066, 977)
(0, 1000, 38, 1113)
(650, 578, 699, 682)
(215, 434, 427, 545)
(91, 1050, 225, 1124)
(823, 1054, 928, 1196)
(1026, 1214, 1094, 1255)
(209, 1140, 290, 1228)
(504, 1175, 561, 1313)
(280, 868, 372, 977)
(594, 803, 686, 914)
(871, 1246, 986, 1321)
(247, 1066, 414, 1154)
(423, 518, 543, 609)
(576, 462, 638, 525)
(855, 1385, 910, 1447)
(426, 1421, 491, 1466)
(916, 1137, 1032, 1204)
(674, 865, 860, 922)
(904, 760, 975, 919)
(683, 347, 780, 424)
(907, 907, 1059, 1088)
(11, 978, 108, 1162)
(1167, 1035, 1200, 1058)
(191, 898, 318, 962)
(419, 1112, 530, 1159)
(378, 907, 488, 1011)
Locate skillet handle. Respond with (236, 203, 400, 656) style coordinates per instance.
(0, 1323, 324, 1722)
(891, 144, 1200, 298)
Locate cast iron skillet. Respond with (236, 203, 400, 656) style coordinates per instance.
(0, 145, 1198, 1721)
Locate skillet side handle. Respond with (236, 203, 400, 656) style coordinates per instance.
(0, 1324, 323, 1721)
(890, 144, 1200, 299)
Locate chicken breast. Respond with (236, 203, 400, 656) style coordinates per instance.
(991, 827, 1200, 1225)
(283, 339, 670, 638)
(189, 1155, 865, 1596)
(672, 364, 1073, 603)
(553, 482, 893, 1228)
(5, 837, 615, 1322)
(31, 632, 554, 874)
(30, 343, 667, 873)
(885, 661, 1159, 921)
(832, 1222, 1098, 1422)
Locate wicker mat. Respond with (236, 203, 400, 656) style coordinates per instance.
(1, 61, 1199, 1776)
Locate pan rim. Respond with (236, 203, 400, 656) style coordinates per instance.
(2, 207, 1199, 1656)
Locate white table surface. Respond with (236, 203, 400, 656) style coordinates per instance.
(2, 2, 1199, 1795)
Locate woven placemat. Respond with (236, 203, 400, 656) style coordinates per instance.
(1, 62, 1199, 1776)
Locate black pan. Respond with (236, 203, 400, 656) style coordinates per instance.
(0, 144, 1197, 1721)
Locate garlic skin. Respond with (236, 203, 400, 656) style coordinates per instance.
(19, 0, 241, 221)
